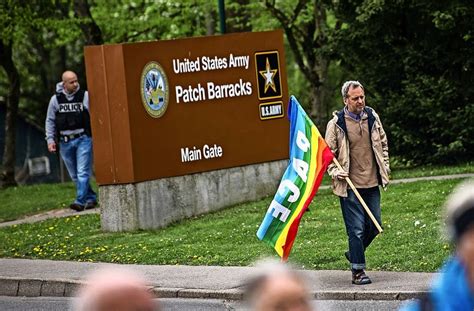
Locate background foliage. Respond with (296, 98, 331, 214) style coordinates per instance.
(332, 0, 474, 164)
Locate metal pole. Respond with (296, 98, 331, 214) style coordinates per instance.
(218, 0, 226, 34)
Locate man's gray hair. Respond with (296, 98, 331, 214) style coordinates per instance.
(341, 80, 364, 98)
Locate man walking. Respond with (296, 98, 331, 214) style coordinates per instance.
(45, 70, 97, 212)
(325, 80, 390, 285)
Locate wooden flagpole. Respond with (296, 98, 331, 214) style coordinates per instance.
(332, 158, 383, 233)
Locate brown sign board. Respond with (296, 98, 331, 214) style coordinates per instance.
(84, 30, 289, 185)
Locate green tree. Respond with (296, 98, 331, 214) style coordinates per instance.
(227, 0, 252, 33)
(0, 2, 48, 187)
(89, 0, 215, 43)
(333, 0, 474, 164)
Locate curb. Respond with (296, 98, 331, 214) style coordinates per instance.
(0, 277, 426, 301)
(0, 278, 81, 298)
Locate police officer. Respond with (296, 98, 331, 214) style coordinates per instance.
(45, 71, 97, 211)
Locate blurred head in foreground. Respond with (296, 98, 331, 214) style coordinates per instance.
(445, 180, 474, 281)
(74, 267, 157, 311)
(445, 180, 474, 243)
(246, 260, 312, 311)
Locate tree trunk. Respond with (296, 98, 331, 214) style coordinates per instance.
(0, 40, 20, 188)
(73, 0, 104, 45)
(309, 84, 325, 128)
(206, 9, 216, 35)
(73, 0, 103, 89)
(310, 56, 330, 126)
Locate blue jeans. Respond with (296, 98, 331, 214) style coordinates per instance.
(60, 135, 97, 206)
(340, 186, 381, 270)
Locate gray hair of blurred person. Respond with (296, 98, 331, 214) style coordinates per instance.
(341, 80, 364, 99)
(444, 179, 474, 243)
(245, 259, 313, 311)
(74, 267, 157, 311)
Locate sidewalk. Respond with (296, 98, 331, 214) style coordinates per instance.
(0, 258, 434, 301)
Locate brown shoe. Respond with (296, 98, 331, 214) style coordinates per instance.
(352, 270, 372, 285)
(70, 203, 85, 212)
(85, 201, 98, 210)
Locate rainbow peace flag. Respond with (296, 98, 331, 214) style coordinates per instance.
(257, 96, 334, 260)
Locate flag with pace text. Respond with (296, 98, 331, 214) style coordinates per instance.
(257, 96, 334, 260)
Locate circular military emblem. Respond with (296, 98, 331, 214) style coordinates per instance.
(140, 61, 169, 118)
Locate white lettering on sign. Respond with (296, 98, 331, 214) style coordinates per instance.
(172, 53, 250, 74)
(203, 144, 223, 159)
(176, 80, 252, 103)
(207, 79, 252, 100)
(175, 83, 206, 103)
(201, 56, 228, 71)
(228, 54, 249, 69)
(181, 144, 223, 163)
(173, 58, 201, 74)
(260, 104, 282, 118)
(181, 146, 202, 162)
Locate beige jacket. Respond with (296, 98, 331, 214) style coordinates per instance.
(325, 107, 390, 197)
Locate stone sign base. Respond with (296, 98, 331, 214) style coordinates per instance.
(99, 160, 287, 232)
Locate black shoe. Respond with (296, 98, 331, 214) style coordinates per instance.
(70, 203, 85, 212)
(85, 201, 98, 210)
(344, 251, 351, 263)
(352, 270, 372, 285)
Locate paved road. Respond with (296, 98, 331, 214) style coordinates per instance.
(0, 296, 408, 310)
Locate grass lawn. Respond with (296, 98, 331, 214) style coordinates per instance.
(0, 180, 98, 222)
(390, 161, 473, 180)
(0, 178, 467, 272)
(0, 182, 76, 222)
(0, 163, 471, 222)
